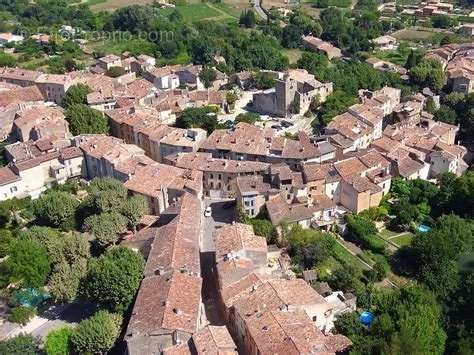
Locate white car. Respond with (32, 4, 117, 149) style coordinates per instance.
(204, 207, 212, 217)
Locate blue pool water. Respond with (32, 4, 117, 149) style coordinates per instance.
(418, 225, 431, 233)
(359, 311, 375, 326)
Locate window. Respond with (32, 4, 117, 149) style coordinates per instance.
(210, 174, 214, 179)
(10, 186, 17, 193)
(218, 174, 222, 180)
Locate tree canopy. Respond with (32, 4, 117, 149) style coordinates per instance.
(0, 237, 50, 288)
(62, 84, 91, 108)
(82, 247, 145, 313)
(65, 104, 110, 136)
(0, 334, 38, 355)
(71, 310, 122, 354)
(32, 191, 79, 230)
(287, 225, 336, 269)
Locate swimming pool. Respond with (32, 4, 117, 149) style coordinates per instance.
(417, 224, 431, 233)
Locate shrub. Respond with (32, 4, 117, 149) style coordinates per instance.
(0, 334, 38, 355)
(8, 306, 36, 325)
(45, 327, 73, 355)
(249, 218, 274, 242)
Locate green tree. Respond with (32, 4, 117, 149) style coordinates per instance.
(110, 5, 154, 33)
(434, 105, 457, 124)
(0, 52, 16, 67)
(87, 177, 128, 214)
(226, 91, 238, 106)
(176, 106, 220, 134)
(425, 97, 437, 113)
(288, 225, 336, 269)
(199, 67, 217, 89)
(45, 327, 73, 355)
(105, 66, 126, 78)
(235, 112, 260, 124)
(65, 104, 109, 135)
(1, 237, 50, 288)
(83, 247, 145, 312)
(312, 90, 357, 130)
(345, 214, 385, 253)
(0, 229, 13, 257)
(32, 191, 79, 230)
(8, 306, 36, 325)
(411, 215, 473, 298)
(373, 256, 389, 281)
(20, 227, 62, 263)
(410, 59, 445, 91)
(251, 72, 275, 90)
(394, 286, 447, 354)
(282, 24, 303, 49)
(71, 310, 122, 355)
(63, 84, 91, 108)
(239, 10, 256, 28)
(390, 176, 411, 199)
(120, 195, 147, 230)
(83, 212, 128, 247)
(48, 260, 87, 302)
(0, 204, 12, 228)
(0, 334, 37, 355)
(431, 14, 457, 29)
(249, 218, 274, 242)
(296, 52, 328, 75)
(405, 49, 423, 69)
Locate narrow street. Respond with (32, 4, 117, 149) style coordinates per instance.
(200, 199, 237, 326)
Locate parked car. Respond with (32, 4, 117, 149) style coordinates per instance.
(204, 206, 212, 217)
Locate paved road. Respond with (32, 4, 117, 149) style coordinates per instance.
(252, 0, 268, 21)
(200, 199, 236, 326)
(1, 302, 96, 340)
(201, 199, 237, 253)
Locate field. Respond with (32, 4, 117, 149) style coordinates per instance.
(392, 28, 437, 41)
(90, 0, 248, 22)
(373, 48, 410, 66)
(310, 0, 352, 8)
(90, 0, 154, 12)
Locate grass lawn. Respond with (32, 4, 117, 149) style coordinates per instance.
(333, 242, 370, 271)
(317, 256, 342, 279)
(283, 48, 303, 64)
(85, 0, 107, 6)
(379, 228, 401, 240)
(160, 4, 221, 21)
(391, 233, 415, 247)
(373, 48, 410, 66)
(310, 0, 352, 8)
(159, 3, 239, 23)
(90, 0, 154, 12)
(392, 28, 439, 42)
